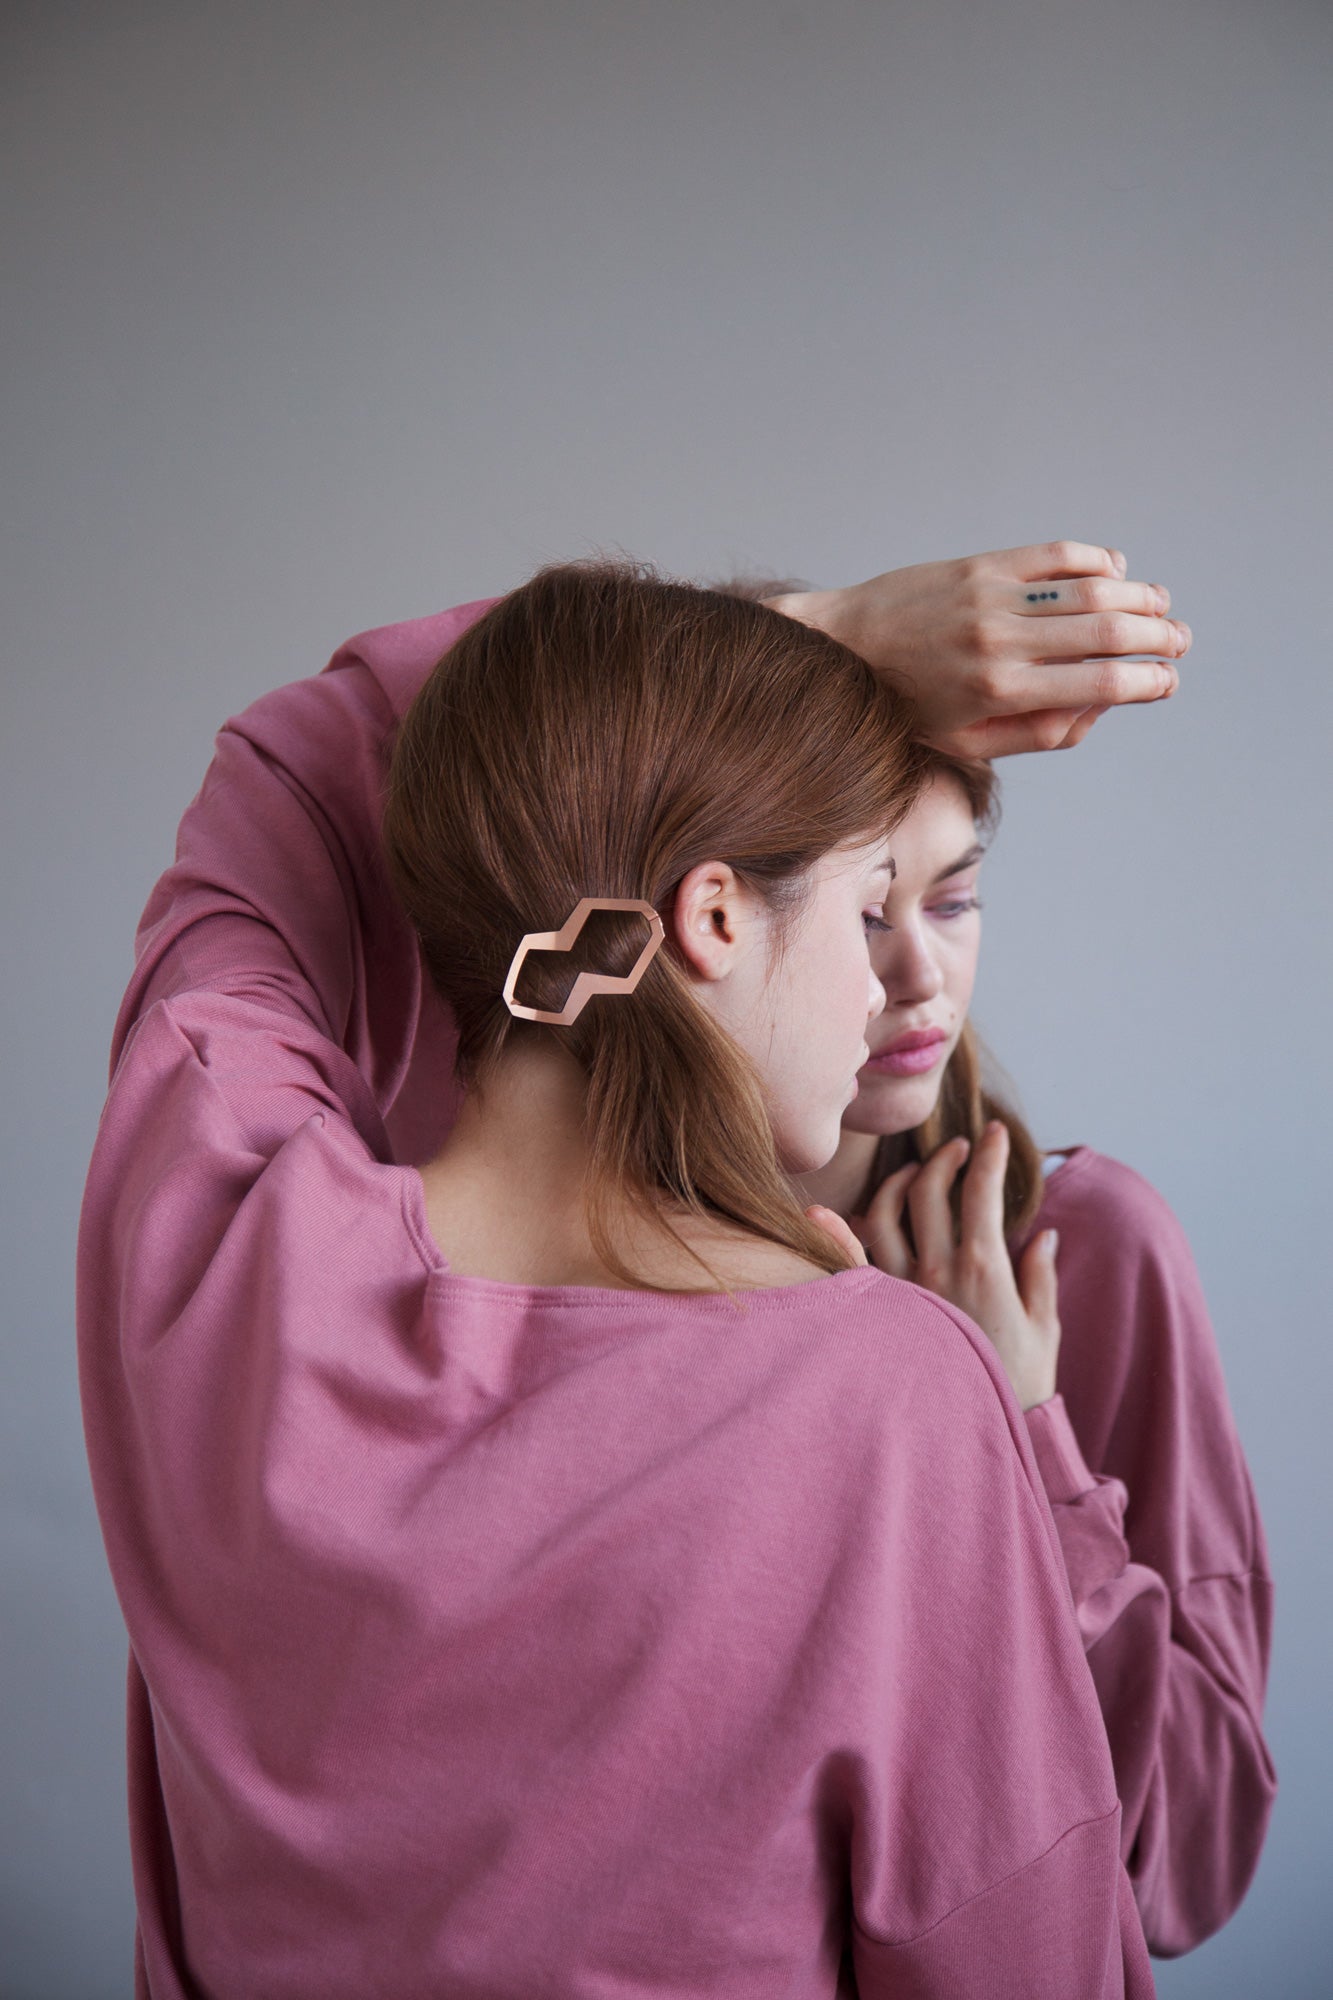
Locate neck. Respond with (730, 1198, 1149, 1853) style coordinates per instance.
(420, 1040, 897, 1285)
(427, 1036, 594, 1209)
(420, 1038, 694, 1284)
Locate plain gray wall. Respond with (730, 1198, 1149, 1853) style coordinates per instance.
(4, 2, 1330, 1993)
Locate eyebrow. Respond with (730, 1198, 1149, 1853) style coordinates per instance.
(929, 842, 985, 886)
(869, 857, 897, 883)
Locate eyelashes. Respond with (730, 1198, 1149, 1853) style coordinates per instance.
(863, 896, 982, 935)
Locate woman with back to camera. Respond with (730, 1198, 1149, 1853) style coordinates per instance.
(79, 540, 1181, 1998)
(787, 739, 1276, 1959)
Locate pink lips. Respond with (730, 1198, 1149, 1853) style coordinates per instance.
(864, 1029, 949, 1078)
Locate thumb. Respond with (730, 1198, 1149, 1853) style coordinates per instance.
(1017, 1229, 1060, 1330)
(806, 1204, 869, 1267)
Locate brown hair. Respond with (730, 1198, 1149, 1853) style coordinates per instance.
(863, 752, 1047, 1239)
(382, 560, 931, 1305)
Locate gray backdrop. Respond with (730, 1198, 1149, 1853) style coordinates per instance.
(4, 2, 1330, 1994)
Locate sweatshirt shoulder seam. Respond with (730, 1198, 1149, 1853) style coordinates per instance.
(849, 1801, 1122, 1949)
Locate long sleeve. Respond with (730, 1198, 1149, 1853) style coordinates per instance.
(80, 600, 495, 1997)
(1019, 1156, 1277, 1956)
(106, 598, 496, 1113)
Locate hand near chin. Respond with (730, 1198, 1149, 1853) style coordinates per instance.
(768, 541, 1190, 760)
(810, 1124, 1062, 1412)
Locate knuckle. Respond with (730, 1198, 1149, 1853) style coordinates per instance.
(1033, 713, 1070, 751)
(1093, 659, 1132, 704)
(1078, 577, 1112, 613)
(1093, 611, 1133, 654)
(977, 659, 1015, 705)
(968, 613, 1001, 659)
(958, 1248, 991, 1291)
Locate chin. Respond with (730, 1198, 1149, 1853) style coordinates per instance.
(844, 1077, 941, 1140)
(776, 1110, 848, 1178)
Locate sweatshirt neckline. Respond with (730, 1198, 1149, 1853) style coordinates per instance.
(398, 1149, 1098, 1311)
(1039, 1144, 1094, 1190)
(398, 1166, 885, 1313)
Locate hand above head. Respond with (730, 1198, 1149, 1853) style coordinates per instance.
(767, 541, 1190, 759)
(807, 1122, 1062, 1411)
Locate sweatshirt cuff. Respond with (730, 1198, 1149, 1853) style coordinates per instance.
(1024, 1394, 1099, 1504)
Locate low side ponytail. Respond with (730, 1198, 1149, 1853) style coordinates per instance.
(382, 560, 930, 1307)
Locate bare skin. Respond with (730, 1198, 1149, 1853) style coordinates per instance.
(420, 1040, 820, 1292)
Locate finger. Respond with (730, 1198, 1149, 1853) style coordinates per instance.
(1002, 541, 1124, 583)
(907, 1137, 970, 1281)
(938, 703, 1118, 759)
(988, 656, 1180, 718)
(1014, 610, 1190, 662)
(1017, 1229, 1061, 1335)
(805, 1204, 870, 1267)
(863, 1162, 919, 1279)
(1060, 704, 1109, 747)
(1015, 577, 1170, 620)
(958, 1121, 1009, 1260)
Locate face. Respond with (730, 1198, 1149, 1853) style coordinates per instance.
(673, 835, 893, 1175)
(841, 774, 984, 1138)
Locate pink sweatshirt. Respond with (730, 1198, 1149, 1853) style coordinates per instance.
(1013, 1155, 1276, 1953)
(77, 602, 1164, 1998)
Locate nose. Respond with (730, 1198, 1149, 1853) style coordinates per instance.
(876, 920, 944, 1008)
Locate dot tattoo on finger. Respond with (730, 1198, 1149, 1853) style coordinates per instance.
(1025, 590, 1059, 603)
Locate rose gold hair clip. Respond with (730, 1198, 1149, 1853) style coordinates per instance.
(502, 897, 666, 1026)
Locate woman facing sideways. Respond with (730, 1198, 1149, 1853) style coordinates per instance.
(789, 748, 1277, 1959)
(80, 541, 1188, 1999)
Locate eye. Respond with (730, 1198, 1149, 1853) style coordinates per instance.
(930, 896, 983, 921)
(863, 913, 893, 935)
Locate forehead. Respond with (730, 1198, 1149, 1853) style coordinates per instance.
(823, 776, 981, 895)
(888, 774, 979, 863)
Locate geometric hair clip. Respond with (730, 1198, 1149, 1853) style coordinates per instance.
(501, 896, 667, 1026)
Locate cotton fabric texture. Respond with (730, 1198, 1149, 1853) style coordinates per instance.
(76, 598, 1260, 1997)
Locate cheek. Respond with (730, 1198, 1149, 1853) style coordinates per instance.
(946, 927, 982, 1015)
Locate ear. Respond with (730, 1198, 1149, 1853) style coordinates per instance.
(669, 860, 760, 981)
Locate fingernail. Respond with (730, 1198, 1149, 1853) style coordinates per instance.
(1113, 549, 1128, 577)
(1153, 585, 1170, 612)
(1174, 621, 1192, 650)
